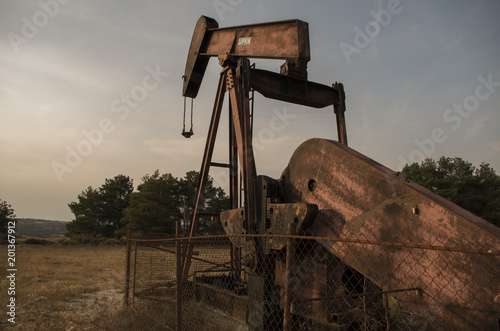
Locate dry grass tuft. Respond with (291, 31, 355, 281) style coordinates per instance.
(0, 242, 240, 330)
(0, 244, 141, 330)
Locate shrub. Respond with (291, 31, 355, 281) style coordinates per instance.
(22, 238, 54, 245)
(57, 237, 79, 245)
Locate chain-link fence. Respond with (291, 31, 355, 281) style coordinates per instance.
(124, 229, 500, 330)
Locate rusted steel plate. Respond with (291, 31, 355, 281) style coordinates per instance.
(261, 202, 316, 252)
(221, 207, 246, 247)
(281, 138, 500, 330)
(204, 19, 310, 61)
(195, 281, 248, 322)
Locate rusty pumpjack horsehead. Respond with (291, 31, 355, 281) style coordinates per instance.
(181, 16, 500, 330)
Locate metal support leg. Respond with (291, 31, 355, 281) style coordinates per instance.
(227, 67, 257, 233)
(229, 102, 242, 281)
(182, 69, 227, 280)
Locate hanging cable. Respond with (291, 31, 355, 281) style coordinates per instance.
(250, 62, 256, 136)
(181, 76, 194, 138)
(190, 98, 194, 135)
(182, 97, 194, 138)
(182, 96, 187, 133)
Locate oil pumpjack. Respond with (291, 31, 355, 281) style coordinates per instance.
(179, 16, 500, 330)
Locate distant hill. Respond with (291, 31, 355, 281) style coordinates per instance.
(15, 219, 68, 238)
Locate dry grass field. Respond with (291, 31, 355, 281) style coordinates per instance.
(0, 243, 158, 330)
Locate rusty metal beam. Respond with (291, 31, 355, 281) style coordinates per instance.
(203, 19, 309, 60)
(333, 82, 348, 145)
(229, 101, 239, 210)
(183, 16, 310, 98)
(227, 67, 257, 233)
(250, 68, 339, 108)
(229, 101, 242, 280)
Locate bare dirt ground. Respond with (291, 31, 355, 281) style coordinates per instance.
(0, 244, 143, 330)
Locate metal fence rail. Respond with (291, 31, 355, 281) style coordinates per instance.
(125, 228, 500, 330)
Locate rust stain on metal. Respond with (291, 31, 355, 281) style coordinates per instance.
(281, 138, 500, 330)
(175, 14, 500, 331)
(344, 193, 403, 233)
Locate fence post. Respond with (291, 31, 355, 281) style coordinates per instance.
(284, 223, 296, 331)
(176, 221, 182, 331)
(132, 241, 138, 305)
(124, 229, 132, 306)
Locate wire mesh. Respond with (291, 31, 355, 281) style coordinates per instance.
(125, 233, 500, 331)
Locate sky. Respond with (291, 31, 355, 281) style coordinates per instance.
(1, 0, 499, 221)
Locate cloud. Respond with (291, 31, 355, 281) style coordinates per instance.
(144, 138, 203, 156)
(463, 116, 488, 141)
(2, 0, 500, 222)
(488, 141, 500, 153)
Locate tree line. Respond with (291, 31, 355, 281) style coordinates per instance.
(402, 157, 500, 227)
(1, 156, 499, 238)
(66, 170, 228, 238)
(0, 200, 16, 234)
(65, 156, 499, 238)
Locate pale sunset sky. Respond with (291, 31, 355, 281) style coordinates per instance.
(1, 0, 499, 221)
